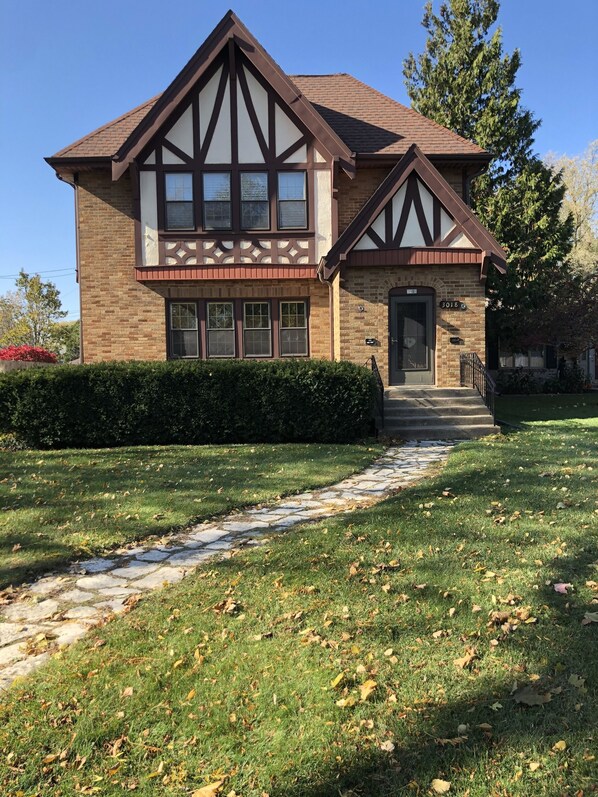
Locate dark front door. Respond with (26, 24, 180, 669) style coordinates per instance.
(389, 295, 435, 385)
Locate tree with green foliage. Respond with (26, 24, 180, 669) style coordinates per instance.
(50, 319, 81, 363)
(403, 0, 574, 350)
(0, 271, 67, 349)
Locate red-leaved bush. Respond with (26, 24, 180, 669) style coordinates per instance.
(0, 345, 57, 363)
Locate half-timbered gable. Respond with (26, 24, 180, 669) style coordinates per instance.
(321, 144, 506, 281)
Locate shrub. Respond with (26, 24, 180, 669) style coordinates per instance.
(0, 345, 57, 363)
(495, 368, 539, 395)
(0, 359, 376, 448)
(542, 364, 589, 394)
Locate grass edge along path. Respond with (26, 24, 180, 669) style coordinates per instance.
(0, 442, 382, 591)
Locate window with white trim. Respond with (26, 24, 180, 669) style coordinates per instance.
(241, 172, 269, 230)
(203, 172, 232, 230)
(243, 302, 272, 357)
(277, 171, 307, 229)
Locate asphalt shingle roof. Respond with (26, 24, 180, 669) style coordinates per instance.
(49, 73, 486, 161)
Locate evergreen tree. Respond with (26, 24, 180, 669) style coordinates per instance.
(403, 0, 574, 350)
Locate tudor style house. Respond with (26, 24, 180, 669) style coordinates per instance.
(47, 11, 506, 436)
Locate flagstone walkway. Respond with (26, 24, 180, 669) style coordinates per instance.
(0, 440, 456, 690)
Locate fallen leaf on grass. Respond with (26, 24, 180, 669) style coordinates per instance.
(335, 696, 356, 708)
(529, 762, 541, 772)
(568, 674, 586, 689)
(454, 647, 477, 669)
(553, 582, 572, 594)
(552, 740, 567, 752)
(330, 673, 345, 689)
(213, 598, 241, 615)
(431, 778, 451, 794)
(192, 781, 224, 797)
(379, 740, 395, 752)
(582, 611, 598, 625)
(513, 685, 552, 706)
(359, 679, 377, 702)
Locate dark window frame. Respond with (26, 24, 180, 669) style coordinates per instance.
(279, 299, 309, 357)
(165, 298, 309, 360)
(202, 171, 233, 231)
(243, 300, 273, 358)
(164, 172, 195, 232)
(240, 171, 270, 231)
(206, 300, 236, 358)
(277, 171, 308, 230)
(168, 300, 200, 359)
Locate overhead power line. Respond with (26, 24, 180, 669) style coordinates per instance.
(0, 268, 74, 279)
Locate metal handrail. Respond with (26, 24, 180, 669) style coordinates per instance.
(365, 355, 385, 428)
(460, 352, 496, 420)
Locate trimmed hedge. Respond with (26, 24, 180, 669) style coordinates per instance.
(0, 359, 376, 449)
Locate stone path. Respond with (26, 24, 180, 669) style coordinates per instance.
(0, 440, 455, 690)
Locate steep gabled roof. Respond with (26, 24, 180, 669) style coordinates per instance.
(110, 11, 355, 179)
(47, 15, 490, 171)
(319, 144, 506, 280)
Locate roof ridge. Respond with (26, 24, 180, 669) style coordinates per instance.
(51, 94, 162, 158)
(337, 73, 487, 155)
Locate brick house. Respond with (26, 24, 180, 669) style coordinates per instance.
(47, 12, 506, 435)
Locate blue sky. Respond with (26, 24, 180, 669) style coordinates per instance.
(1, 0, 596, 319)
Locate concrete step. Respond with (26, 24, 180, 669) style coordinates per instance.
(385, 388, 478, 399)
(383, 424, 501, 440)
(384, 404, 488, 418)
(384, 413, 494, 428)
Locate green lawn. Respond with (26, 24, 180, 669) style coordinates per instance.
(496, 392, 598, 427)
(1, 402, 597, 796)
(0, 443, 382, 591)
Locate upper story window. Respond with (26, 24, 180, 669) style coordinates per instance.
(203, 172, 232, 230)
(241, 172, 269, 230)
(165, 173, 194, 231)
(278, 171, 307, 229)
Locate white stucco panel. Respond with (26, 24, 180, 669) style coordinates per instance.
(283, 143, 307, 163)
(205, 79, 231, 163)
(354, 232, 377, 251)
(399, 204, 427, 247)
(391, 183, 408, 238)
(199, 66, 223, 147)
(370, 209, 386, 242)
(140, 171, 159, 266)
(314, 169, 332, 261)
(165, 105, 194, 157)
(144, 150, 156, 165)
(448, 232, 475, 248)
(237, 88, 264, 163)
(440, 207, 456, 239)
(275, 104, 302, 156)
(243, 67, 269, 145)
(162, 147, 185, 164)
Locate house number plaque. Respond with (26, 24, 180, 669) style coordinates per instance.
(439, 300, 467, 310)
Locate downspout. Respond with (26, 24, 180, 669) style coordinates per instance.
(55, 170, 83, 363)
(463, 163, 488, 206)
(318, 264, 335, 361)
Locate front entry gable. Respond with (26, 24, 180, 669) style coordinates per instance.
(320, 144, 506, 280)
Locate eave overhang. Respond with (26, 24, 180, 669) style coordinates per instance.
(319, 143, 506, 282)
(110, 11, 356, 181)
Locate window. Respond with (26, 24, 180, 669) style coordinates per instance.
(203, 172, 231, 230)
(165, 173, 194, 230)
(241, 173, 269, 229)
(278, 172, 307, 229)
(207, 302, 235, 357)
(243, 302, 271, 357)
(499, 346, 546, 369)
(170, 302, 199, 358)
(280, 301, 308, 356)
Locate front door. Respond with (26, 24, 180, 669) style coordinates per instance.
(389, 295, 435, 385)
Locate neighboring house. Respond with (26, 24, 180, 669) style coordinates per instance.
(47, 12, 507, 434)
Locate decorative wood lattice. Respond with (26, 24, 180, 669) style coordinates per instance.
(162, 237, 313, 266)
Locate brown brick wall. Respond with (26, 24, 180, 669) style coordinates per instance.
(333, 264, 485, 387)
(77, 170, 166, 362)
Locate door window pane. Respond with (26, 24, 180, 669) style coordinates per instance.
(165, 173, 194, 230)
(278, 172, 307, 229)
(241, 173, 269, 229)
(280, 301, 308, 356)
(207, 302, 235, 357)
(243, 302, 271, 357)
(203, 173, 231, 230)
(170, 302, 199, 358)
(397, 301, 428, 370)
